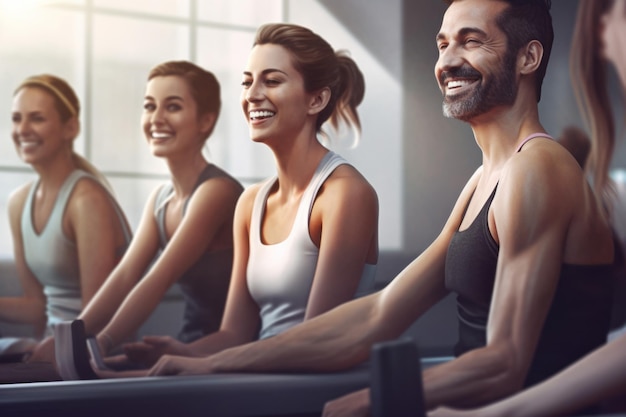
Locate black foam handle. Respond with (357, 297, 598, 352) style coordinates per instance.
(370, 338, 426, 417)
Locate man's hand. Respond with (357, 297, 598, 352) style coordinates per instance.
(148, 354, 215, 376)
(323, 388, 372, 417)
(429, 407, 479, 417)
(123, 335, 187, 368)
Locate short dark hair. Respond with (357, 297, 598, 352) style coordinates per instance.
(148, 60, 221, 140)
(443, 0, 553, 102)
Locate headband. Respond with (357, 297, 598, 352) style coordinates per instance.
(17, 78, 78, 117)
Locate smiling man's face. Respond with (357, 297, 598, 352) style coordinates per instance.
(435, 0, 519, 121)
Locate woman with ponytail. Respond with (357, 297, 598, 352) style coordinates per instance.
(123, 23, 379, 374)
(1, 74, 131, 366)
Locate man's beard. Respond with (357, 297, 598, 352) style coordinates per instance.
(441, 51, 518, 121)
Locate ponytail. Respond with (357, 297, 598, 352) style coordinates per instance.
(325, 51, 365, 147)
(71, 153, 115, 195)
(254, 23, 365, 147)
(570, 0, 616, 211)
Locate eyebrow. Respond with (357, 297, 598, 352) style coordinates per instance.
(144, 95, 184, 101)
(242, 68, 288, 77)
(436, 26, 488, 42)
(12, 110, 44, 116)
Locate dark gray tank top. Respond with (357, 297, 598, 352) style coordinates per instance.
(445, 134, 614, 387)
(153, 164, 243, 342)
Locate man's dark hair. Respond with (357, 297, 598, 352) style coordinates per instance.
(443, 0, 553, 102)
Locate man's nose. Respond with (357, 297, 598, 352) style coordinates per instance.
(437, 45, 465, 73)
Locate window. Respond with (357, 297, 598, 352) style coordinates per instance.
(0, 0, 403, 256)
(0, 0, 283, 253)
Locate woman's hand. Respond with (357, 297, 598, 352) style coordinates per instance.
(25, 336, 56, 363)
(123, 335, 188, 368)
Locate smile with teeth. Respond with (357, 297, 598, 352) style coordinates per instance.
(151, 131, 173, 139)
(446, 79, 475, 90)
(249, 110, 276, 120)
(18, 139, 42, 150)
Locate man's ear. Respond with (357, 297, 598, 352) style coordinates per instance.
(307, 87, 331, 116)
(519, 40, 544, 75)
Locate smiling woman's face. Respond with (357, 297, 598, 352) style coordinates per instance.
(240, 43, 315, 145)
(142, 75, 208, 158)
(11, 87, 72, 165)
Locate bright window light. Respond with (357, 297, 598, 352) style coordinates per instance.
(0, 0, 59, 13)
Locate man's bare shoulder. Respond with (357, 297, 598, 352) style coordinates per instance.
(497, 138, 613, 263)
(503, 138, 585, 199)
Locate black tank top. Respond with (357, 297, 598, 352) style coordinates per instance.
(445, 185, 614, 387)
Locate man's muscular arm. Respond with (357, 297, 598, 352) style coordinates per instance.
(423, 141, 584, 409)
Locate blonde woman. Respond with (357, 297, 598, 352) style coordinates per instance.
(2, 75, 131, 367)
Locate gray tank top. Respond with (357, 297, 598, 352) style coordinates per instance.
(154, 164, 243, 342)
(247, 152, 377, 340)
(21, 170, 131, 332)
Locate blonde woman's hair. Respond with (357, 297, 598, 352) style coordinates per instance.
(15, 74, 114, 193)
(570, 0, 615, 209)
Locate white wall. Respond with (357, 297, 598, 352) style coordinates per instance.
(287, 0, 404, 249)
